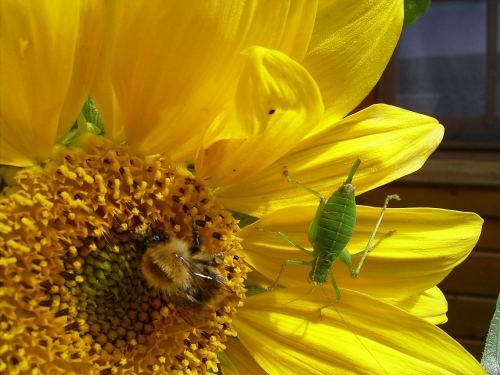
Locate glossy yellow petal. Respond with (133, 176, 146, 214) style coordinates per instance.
(196, 47, 323, 187)
(379, 287, 448, 325)
(0, 0, 104, 166)
(218, 104, 443, 216)
(235, 288, 484, 374)
(241, 204, 483, 299)
(344, 206, 483, 297)
(304, 0, 403, 129)
(221, 338, 267, 375)
(92, 1, 316, 161)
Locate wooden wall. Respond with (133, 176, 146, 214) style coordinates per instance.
(357, 150, 500, 360)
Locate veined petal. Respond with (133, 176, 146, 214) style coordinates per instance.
(196, 47, 324, 187)
(221, 338, 267, 375)
(379, 287, 448, 325)
(235, 288, 484, 374)
(304, 0, 403, 130)
(241, 204, 483, 299)
(0, 0, 104, 166)
(92, 1, 317, 161)
(344, 206, 483, 297)
(218, 104, 443, 216)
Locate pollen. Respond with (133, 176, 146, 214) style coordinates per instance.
(0, 135, 248, 374)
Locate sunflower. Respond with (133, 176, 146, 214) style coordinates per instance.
(0, 1, 484, 374)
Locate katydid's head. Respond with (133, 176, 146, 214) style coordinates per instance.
(344, 159, 361, 184)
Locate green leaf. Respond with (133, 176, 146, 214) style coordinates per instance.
(482, 294, 500, 375)
(231, 211, 259, 228)
(60, 122, 81, 146)
(404, 0, 431, 28)
(81, 97, 105, 135)
(60, 97, 105, 146)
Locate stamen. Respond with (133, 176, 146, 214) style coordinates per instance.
(0, 135, 248, 373)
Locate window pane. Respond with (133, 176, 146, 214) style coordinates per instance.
(396, 1, 487, 118)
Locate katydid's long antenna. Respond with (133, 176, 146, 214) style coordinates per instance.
(345, 159, 361, 184)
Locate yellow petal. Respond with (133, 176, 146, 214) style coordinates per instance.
(235, 288, 484, 374)
(196, 47, 323, 187)
(92, 1, 316, 161)
(0, 0, 104, 166)
(218, 104, 443, 216)
(304, 0, 403, 129)
(379, 287, 448, 325)
(241, 204, 483, 299)
(221, 338, 267, 375)
(344, 206, 483, 297)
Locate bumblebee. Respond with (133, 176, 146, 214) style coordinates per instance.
(139, 228, 233, 308)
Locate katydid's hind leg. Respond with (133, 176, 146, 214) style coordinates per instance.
(353, 194, 401, 277)
(269, 258, 312, 291)
(339, 248, 356, 278)
(350, 230, 397, 258)
(282, 167, 326, 203)
(317, 273, 341, 319)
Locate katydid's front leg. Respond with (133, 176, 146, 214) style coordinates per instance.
(269, 258, 312, 290)
(283, 167, 326, 203)
(269, 230, 312, 290)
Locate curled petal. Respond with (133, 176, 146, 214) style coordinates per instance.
(92, 1, 316, 161)
(218, 104, 443, 216)
(196, 46, 324, 187)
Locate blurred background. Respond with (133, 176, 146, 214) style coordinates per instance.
(358, 0, 500, 360)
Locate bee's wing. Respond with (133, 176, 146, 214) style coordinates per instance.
(176, 254, 232, 293)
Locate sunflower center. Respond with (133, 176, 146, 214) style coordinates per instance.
(0, 135, 247, 374)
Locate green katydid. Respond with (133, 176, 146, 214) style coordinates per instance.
(271, 159, 400, 300)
